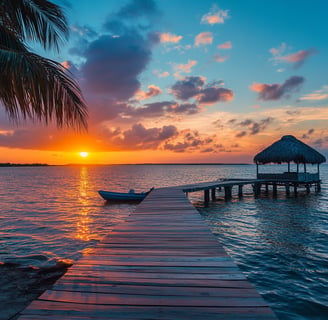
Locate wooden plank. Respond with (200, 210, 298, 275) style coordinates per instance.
(20, 302, 276, 320)
(38, 290, 269, 307)
(50, 283, 260, 297)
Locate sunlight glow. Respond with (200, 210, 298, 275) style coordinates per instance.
(79, 152, 89, 158)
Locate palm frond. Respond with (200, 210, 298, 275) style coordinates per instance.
(0, 47, 88, 130)
(0, 0, 68, 51)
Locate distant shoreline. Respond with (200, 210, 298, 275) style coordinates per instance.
(0, 162, 253, 167)
(0, 163, 49, 167)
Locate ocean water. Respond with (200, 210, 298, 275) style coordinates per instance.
(0, 164, 327, 319)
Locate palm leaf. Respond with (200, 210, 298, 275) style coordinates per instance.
(0, 0, 68, 50)
(0, 45, 87, 130)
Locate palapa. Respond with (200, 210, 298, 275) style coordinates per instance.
(254, 135, 326, 164)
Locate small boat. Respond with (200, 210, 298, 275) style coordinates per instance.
(98, 188, 153, 202)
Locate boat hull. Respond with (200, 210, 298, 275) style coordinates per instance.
(98, 190, 148, 202)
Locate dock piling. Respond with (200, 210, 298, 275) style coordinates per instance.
(238, 185, 243, 197)
(224, 186, 232, 200)
(211, 188, 216, 201)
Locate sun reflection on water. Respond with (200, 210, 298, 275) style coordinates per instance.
(76, 166, 92, 241)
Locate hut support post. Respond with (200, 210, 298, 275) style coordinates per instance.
(224, 186, 232, 200)
(316, 182, 321, 192)
(253, 183, 261, 197)
(256, 162, 259, 178)
(285, 183, 290, 195)
(211, 188, 216, 201)
(265, 184, 269, 193)
(306, 184, 310, 193)
(204, 189, 210, 207)
(293, 183, 298, 195)
(288, 162, 290, 172)
(273, 183, 277, 197)
(238, 185, 243, 197)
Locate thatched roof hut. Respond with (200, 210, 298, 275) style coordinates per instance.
(254, 135, 326, 165)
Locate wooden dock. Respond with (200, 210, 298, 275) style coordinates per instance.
(18, 187, 277, 319)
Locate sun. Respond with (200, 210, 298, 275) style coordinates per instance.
(79, 151, 89, 158)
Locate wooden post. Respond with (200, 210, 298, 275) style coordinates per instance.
(288, 162, 290, 172)
(256, 162, 259, 178)
(293, 183, 298, 195)
(204, 189, 210, 206)
(238, 185, 243, 197)
(254, 183, 261, 197)
(211, 188, 216, 201)
(224, 186, 232, 200)
(306, 184, 310, 193)
(273, 183, 277, 196)
(317, 182, 321, 192)
(285, 183, 290, 195)
(265, 184, 269, 193)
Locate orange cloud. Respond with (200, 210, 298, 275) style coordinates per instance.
(195, 32, 213, 46)
(173, 60, 197, 73)
(135, 85, 162, 100)
(299, 86, 328, 101)
(278, 49, 316, 63)
(250, 76, 304, 101)
(159, 32, 183, 43)
(217, 41, 232, 49)
(269, 43, 316, 69)
(61, 60, 72, 69)
(153, 70, 169, 78)
(214, 53, 229, 62)
(201, 5, 230, 25)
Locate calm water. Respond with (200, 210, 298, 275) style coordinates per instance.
(0, 164, 327, 319)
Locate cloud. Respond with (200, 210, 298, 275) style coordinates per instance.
(270, 43, 317, 69)
(250, 76, 305, 101)
(236, 131, 247, 138)
(170, 76, 233, 105)
(197, 87, 233, 104)
(120, 101, 201, 118)
(164, 130, 215, 153)
(107, 123, 178, 150)
(170, 76, 206, 100)
(238, 117, 274, 135)
(153, 70, 170, 78)
(70, 24, 97, 38)
(201, 5, 230, 25)
(195, 32, 213, 46)
(218, 41, 232, 49)
(312, 136, 328, 148)
(116, 0, 160, 20)
(135, 85, 162, 100)
(299, 85, 328, 101)
(80, 31, 153, 101)
(302, 128, 315, 139)
(214, 53, 229, 62)
(173, 60, 197, 77)
(158, 32, 183, 43)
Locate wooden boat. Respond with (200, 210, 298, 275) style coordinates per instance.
(98, 188, 153, 202)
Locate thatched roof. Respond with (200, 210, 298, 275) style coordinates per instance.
(254, 135, 326, 164)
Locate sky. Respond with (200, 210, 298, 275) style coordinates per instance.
(1, 0, 328, 164)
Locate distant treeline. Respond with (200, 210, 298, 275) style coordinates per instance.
(0, 163, 49, 167)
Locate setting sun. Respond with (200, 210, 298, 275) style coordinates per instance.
(79, 152, 89, 158)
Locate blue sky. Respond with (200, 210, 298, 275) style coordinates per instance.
(1, 0, 327, 164)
